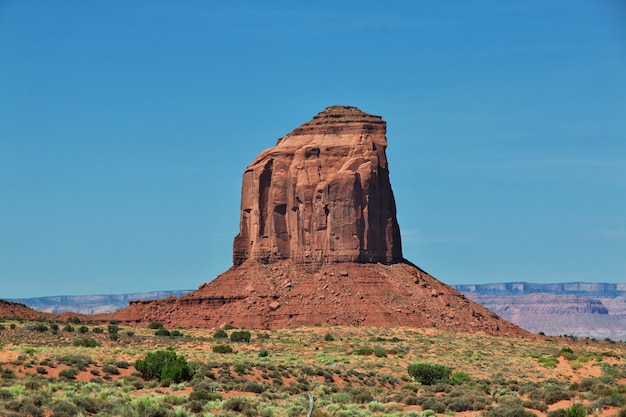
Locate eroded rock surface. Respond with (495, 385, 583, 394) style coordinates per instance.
(108, 261, 530, 337)
(103, 106, 532, 337)
(233, 105, 402, 266)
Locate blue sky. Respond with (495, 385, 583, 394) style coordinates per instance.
(1, 1, 625, 298)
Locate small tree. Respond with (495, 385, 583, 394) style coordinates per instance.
(154, 328, 171, 337)
(230, 330, 251, 343)
(213, 329, 228, 339)
(213, 345, 234, 354)
(134, 349, 193, 384)
(407, 363, 452, 385)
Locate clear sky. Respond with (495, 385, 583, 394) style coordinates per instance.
(1, 1, 625, 298)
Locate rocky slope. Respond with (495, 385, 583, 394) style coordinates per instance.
(0, 299, 48, 320)
(456, 283, 626, 340)
(105, 106, 530, 337)
(108, 260, 528, 336)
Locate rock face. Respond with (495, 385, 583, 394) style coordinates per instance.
(233, 106, 402, 266)
(456, 283, 626, 340)
(105, 106, 531, 337)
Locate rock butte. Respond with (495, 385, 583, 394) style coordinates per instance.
(234, 105, 401, 266)
(107, 106, 531, 337)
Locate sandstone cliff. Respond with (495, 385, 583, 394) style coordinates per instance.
(456, 284, 626, 340)
(233, 106, 402, 266)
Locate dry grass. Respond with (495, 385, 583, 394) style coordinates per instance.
(0, 319, 624, 417)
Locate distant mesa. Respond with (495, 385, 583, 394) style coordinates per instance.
(106, 105, 530, 337)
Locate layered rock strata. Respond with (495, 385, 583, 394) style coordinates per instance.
(109, 260, 530, 337)
(233, 106, 402, 266)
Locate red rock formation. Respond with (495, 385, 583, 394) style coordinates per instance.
(233, 106, 402, 266)
(108, 261, 529, 336)
(106, 105, 533, 338)
(0, 299, 47, 320)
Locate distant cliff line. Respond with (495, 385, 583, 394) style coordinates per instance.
(454, 281, 626, 341)
(7, 290, 193, 315)
(453, 282, 626, 297)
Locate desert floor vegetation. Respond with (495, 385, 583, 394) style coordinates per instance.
(0, 317, 625, 417)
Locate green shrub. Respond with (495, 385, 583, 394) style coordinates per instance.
(224, 324, 236, 330)
(223, 397, 254, 414)
(73, 338, 100, 348)
(373, 347, 387, 357)
(407, 363, 452, 385)
(213, 345, 234, 354)
(487, 405, 537, 417)
(350, 388, 374, 404)
(189, 389, 221, 401)
(149, 321, 164, 329)
(538, 356, 559, 368)
(78, 326, 89, 334)
(103, 364, 120, 375)
(134, 349, 193, 383)
(58, 354, 94, 370)
(63, 324, 74, 332)
(565, 403, 587, 417)
(368, 401, 386, 412)
(421, 398, 446, 413)
(451, 371, 471, 383)
(155, 328, 171, 337)
(92, 327, 104, 334)
(548, 409, 568, 417)
(51, 399, 79, 417)
(59, 367, 79, 380)
(354, 347, 374, 355)
(107, 324, 119, 334)
(31, 324, 49, 332)
(258, 349, 269, 358)
(230, 330, 251, 342)
(243, 381, 266, 393)
(324, 332, 335, 341)
(214, 329, 228, 338)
